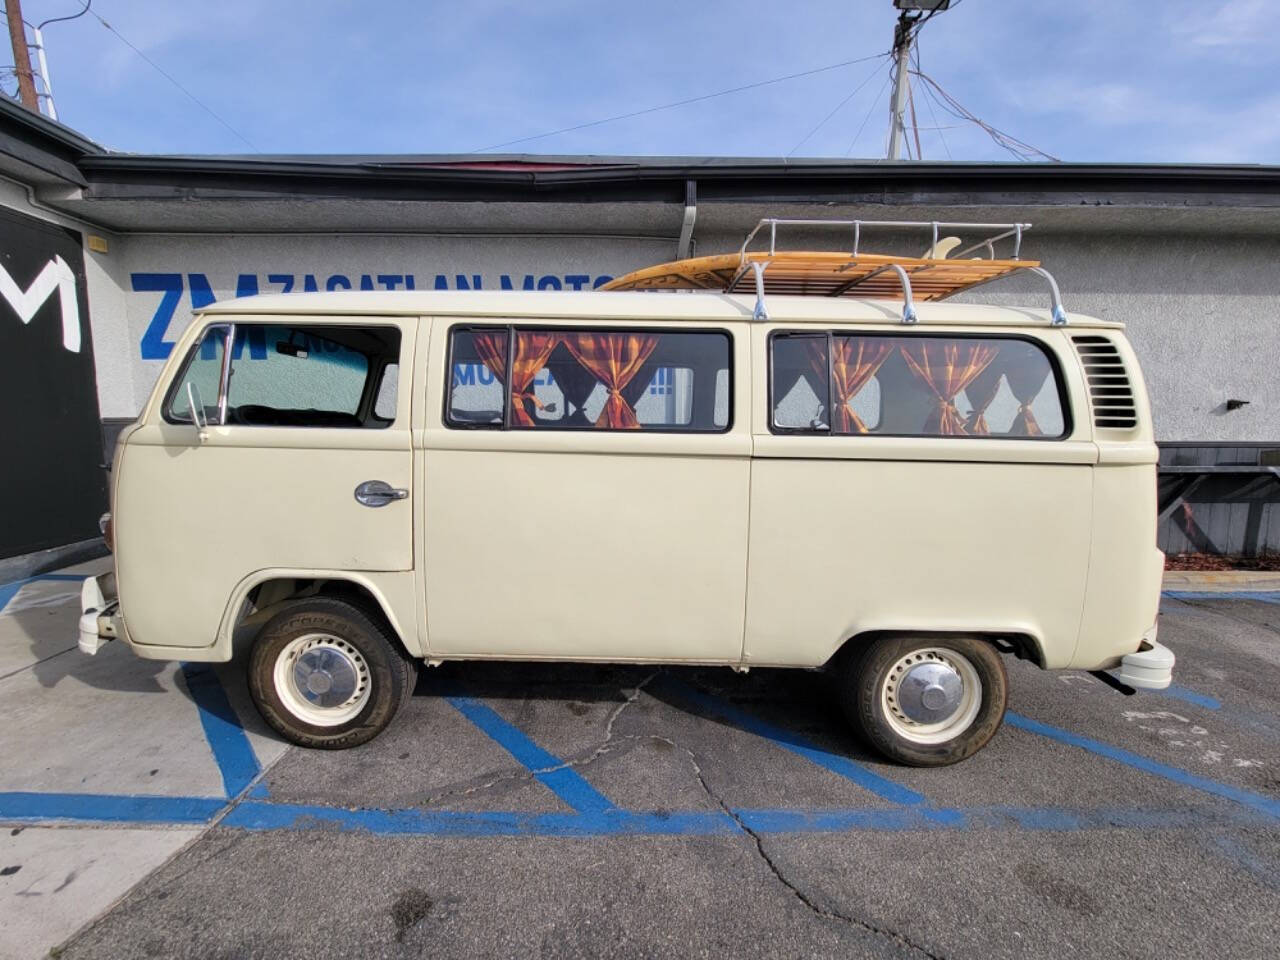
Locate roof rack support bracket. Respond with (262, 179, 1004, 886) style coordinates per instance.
(751, 260, 770, 321)
(887, 263, 917, 324)
(1030, 266, 1067, 325)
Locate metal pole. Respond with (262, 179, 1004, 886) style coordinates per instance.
(885, 15, 912, 160)
(5, 0, 39, 111)
(31, 26, 56, 120)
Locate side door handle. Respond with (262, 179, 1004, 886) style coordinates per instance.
(354, 480, 409, 508)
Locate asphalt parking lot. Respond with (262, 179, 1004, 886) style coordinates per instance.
(2, 566, 1278, 960)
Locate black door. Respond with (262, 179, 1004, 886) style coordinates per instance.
(0, 206, 106, 560)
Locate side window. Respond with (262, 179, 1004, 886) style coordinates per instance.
(447, 328, 508, 427)
(374, 363, 399, 421)
(166, 324, 228, 424)
(769, 333, 1064, 439)
(168, 323, 400, 428)
(446, 326, 731, 432)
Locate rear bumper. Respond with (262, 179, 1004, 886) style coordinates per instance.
(1108, 626, 1174, 690)
(78, 573, 123, 655)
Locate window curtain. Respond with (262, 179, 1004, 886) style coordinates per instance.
(471, 331, 509, 384)
(509, 332, 561, 426)
(546, 342, 598, 426)
(1005, 362, 1049, 437)
(826, 338, 893, 434)
(900, 341, 1000, 435)
(563, 332, 659, 429)
(962, 359, 1006, 435)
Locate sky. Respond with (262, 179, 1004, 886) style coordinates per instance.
(5, 0, 1279, 163)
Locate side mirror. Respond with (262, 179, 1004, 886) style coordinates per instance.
(187, 382, 209, 444)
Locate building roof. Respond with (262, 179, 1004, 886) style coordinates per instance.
(4, 96, 1280, 235)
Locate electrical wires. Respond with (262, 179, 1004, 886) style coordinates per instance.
(88, 3, 258, 150)
(911, 67, 1058, 161)
(785, 53, 890, 157)
(473, 52, 890, 153)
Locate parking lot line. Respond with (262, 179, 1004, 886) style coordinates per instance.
(1163, 590, 1280, 605)
(1006, 711, 1280, 821)
(214, 798, 1270, 838)
(0, 573, 89, 615)
(0, 791, 225, 825)
(1158, 684, 1222, 710)
(446, 696, 616, 817)
(657, 679, 929, 808)
(181, 664, 262, 798)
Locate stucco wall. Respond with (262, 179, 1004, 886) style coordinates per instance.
(3, 184, 1274, 441)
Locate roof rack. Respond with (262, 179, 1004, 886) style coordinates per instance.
(601, 218, 1068, 326)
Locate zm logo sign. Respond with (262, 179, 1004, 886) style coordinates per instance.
(133, 271, 615, 360)
(1, 255, 81, 353)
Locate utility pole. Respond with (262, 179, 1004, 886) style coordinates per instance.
(5, 0, 39, 111)
(885, 1, 950, 160)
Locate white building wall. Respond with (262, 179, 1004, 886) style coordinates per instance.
(3, 185, 1275, 442)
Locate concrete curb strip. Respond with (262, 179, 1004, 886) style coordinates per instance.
(1162, 571, 1280, 591)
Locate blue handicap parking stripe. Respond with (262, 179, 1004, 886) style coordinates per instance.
(658, 680, 927, 807)
(1006, 711, 1280, 821)
(216, 799, 1269, 838)
(1163, 590, 1280, 605)
(182, 664, 262, 797)
(1160, 685, 1222, 711)
(0, 573, 90, 615)
(446, 696, 615, 816)
(222, 800, 736, 837)
(0, 791, 225, 825)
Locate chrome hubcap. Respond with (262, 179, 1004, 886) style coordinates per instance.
(896, 661, 964, 723)
(881, 647, 982, 745)
(294, 646, 359, 708)
(274, 634, 371, 727)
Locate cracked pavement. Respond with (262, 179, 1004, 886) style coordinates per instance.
(47, 596, 1280, 959)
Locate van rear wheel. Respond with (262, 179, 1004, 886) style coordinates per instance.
(248, 598, 416, 749)
(841, 635, 1007, 767)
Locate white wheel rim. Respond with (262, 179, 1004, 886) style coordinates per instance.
(273, 633, 372, 727)
(880, 647, 982, 745)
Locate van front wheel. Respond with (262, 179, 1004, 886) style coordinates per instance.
(248, 598, 417, 749)
(842, 635, 1007, 767)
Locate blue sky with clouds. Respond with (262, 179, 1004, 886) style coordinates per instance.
(8, 0, 1279, 162)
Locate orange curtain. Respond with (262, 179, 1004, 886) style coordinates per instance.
(1005, 361, 1049, 437)
(564, 332, 659, 429)
(472, 331, 508, 384)
(962, 360, 1006, 435)
(830, 338, 893, 433)
(900, 340, 999, 435)
(508, 332, 561, 427)
(470, 330, 559, 426)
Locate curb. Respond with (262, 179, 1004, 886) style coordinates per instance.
(1162, 571, 1280, 592)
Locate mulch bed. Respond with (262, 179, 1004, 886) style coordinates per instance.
(1165, 553, 1280, 571)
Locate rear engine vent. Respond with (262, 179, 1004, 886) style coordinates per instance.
(1072, 335, 1137, 429)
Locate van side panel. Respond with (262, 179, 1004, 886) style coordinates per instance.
(744, 451, 1094, 668)
(1071, 330, 1163, 670)
(1072, 463, 1162, 669)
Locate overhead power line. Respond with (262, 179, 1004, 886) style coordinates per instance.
(786, 53, 890, 157)
(911, 67, 1058, 162)
(88, 4, 258, 150)
(473, 52, 890, 153)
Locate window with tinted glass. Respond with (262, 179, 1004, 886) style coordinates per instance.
(166, 323, 400, 428)
(446, 326, 731, 432)
(769, 332, 1065, 439)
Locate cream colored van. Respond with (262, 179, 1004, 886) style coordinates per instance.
(79, 222, 1173, 766)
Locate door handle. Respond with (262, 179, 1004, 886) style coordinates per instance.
(354, 480, 409, 508)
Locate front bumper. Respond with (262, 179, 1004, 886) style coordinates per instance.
(78, 573, 122, 655)
(1107, 626, 1174, 690)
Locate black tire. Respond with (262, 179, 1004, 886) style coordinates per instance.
(840, 635, 1007, 767)
(248, 597, 417, 749)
